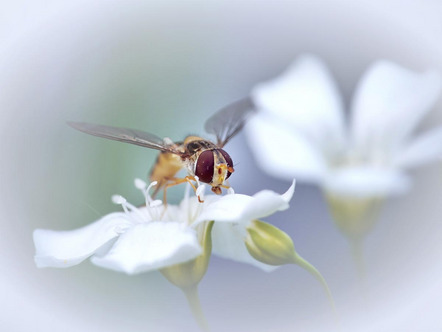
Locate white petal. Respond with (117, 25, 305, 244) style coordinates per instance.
(351, 61, 442, 159)
(196, 194, 255, 223)
(33, 212, 131, 268)
(211, 222, 277, 272)
(244, 114, 327, 183)
(252, 54, 346, 155)
(241, 180, 296, 221)
(91, 222, 201, 275)
(394, 126, 442, 169)
(195, 181, 295, 225)
(324, 166, 411, 198)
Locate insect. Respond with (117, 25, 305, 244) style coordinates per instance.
(68, 98, 254, 202)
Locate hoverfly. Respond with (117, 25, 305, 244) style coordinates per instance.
(68, 98, 254, 202)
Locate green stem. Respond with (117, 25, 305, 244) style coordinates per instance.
(182, 286, 210, 332)
(350, 238, 365, 280)
(350, 238, 368, 305)
(292, 254, 339, 322)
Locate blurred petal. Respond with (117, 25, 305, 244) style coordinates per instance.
(245, 114, 328, 182)
(212, 222, 277, 272)
(91, 222, 201, 275)
(34, 213, 131, 268)
(251, 54, 346, 155)
(351, 61, 442, 158)
(394, 126, 442, 169)
(324, 166, 411, 198)
(195, 181, 295, 224)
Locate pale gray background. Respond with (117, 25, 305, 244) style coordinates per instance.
(1, 1, 442, 331)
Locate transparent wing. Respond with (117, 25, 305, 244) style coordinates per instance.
(204, 97, 255, 147)
(68, 122, 184, 155)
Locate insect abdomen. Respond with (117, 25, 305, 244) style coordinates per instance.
(150, 152, 184, 187)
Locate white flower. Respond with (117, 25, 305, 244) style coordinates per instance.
(34, 179, 295, 274)
(245, 55, 442, 198)
(203, 179, 295, 271)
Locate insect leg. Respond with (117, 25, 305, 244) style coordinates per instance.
(163, 176, 204, 204)
(183, 176, 205, 203)
(162, 178, 189, 206)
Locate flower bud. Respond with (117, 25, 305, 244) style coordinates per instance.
(245, 220, 297, 266)
(161, 221, 214, 289)
(246, 220, 336, 315)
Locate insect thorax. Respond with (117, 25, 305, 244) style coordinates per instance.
(184, 136, 217, 155)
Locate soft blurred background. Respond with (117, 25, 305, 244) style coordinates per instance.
(1, 0, 442, 331)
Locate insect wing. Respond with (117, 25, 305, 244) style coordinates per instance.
(68, 122, 183, 155)
(204, 97, 255, 147)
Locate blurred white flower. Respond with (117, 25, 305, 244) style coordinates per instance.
(34, 179, 295, 274)
(245, 55, 442, 198)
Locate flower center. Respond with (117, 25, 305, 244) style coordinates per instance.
(134, 179, 164, 220)
(111, 178, 210, 224)
(112, 179, 164, 222)
(111, 194, 147, 224)
(329, 148, 389, 171)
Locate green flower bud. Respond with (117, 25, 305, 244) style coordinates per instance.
(246, 220, 337, 317)
(245, 220, 297, 266)
(161, 221, 214, 290)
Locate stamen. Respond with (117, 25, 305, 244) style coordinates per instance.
(196, 184, 206, 198)
(110, 179, 168, 224)
(194, 176, 201, 187)
(134, 178, 147, 190)
(183, 182, 192, 223)
(189, 188, 205, 225)
(112, 195, 130, 214)
(135, 179, 162, 207)
(147, 181, 158, 194)
(111, 194, 145, 223)
(193, 176, 206, 203)
(150, 200, 162, 208)
(140, 181, 164, 220)
(112, 195, 126, 205)
(145, 181, 160, 206)
(184, 181, 191, 201)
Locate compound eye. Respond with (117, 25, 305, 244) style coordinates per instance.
(219, 149, 233, 179)
(195, 150, 214, 184)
